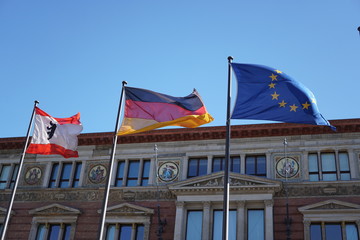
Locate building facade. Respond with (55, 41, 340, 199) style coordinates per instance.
(0, 119, 360, 240)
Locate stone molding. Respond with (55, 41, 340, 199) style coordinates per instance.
(98, 202, 154, 216)
(29, 203, 81, 216)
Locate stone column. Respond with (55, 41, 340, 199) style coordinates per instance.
(266, 153, 271, 178)
(202, 201, 211, 240)
(173, 201, 185, 240)
(240, 153, 246, 174)
(264, 200, 274, 240)
(236, 201, 246, 240)
(303, 220, 311, 240)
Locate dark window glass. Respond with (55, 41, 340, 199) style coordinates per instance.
(59, 163, 72, 188)
(119, 225, 132, 240)
(141, 160, 150, 186)
(115, 161, 125, 187)
(325, 223, 342, 240)
(135, 225, 144, 240)
(310, 224, 322, 240)
(49, 163, 59, 188)
(48, 224, 61, 240)
(127, 161, 139, 186)
(9, 164, 19, 189)
(72, 163, 82, 187)
(0, 165, 11, 189)
(246, 155, 266, 177)
(188, 158, 208, 178)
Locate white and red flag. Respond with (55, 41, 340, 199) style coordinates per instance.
(26, 107, 83, 158)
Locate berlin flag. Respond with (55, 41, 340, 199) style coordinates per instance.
(26, 107, 83, 158)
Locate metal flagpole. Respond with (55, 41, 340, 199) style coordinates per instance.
(97, 81, 127, 240)
(0, 100, 39, 240)
(222, 56, 233, 240)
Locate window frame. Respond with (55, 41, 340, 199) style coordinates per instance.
(114, 159, 151, 187)
(245, 155, 266, 177)
(48, 162, 83, 188)
(187, 157, 208, 178)
(308, 151, 351, 181)
(212, 156, 241, 173)
(0, 163, 19, 189)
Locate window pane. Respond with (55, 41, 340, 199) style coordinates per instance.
(257, 156, 266, 175)
(188, 159, 198, 177)
(308, 154, 318, 171)
(141, 160, 150, 186)
(310, 224, 322, 240)
(231, 157, 240, 173)
(346, 223, 358, 240)
(341, 173, 351, 180)
(48, 224, 61, 240)
(136, 225, 144, 240)
(339, 152, 350, 171)
(246, 156, 255, 175)
(198, 159, 207, 176)
(186, 211, 202, 240)
(49, 163, 59, 188)
(213, 157, 223, 172)
(9, 165, 19, 189)
(63, 224, 71, 240)
(323, 173, 337, 181)
(325, 224, 342, 240)
(116, 161, 125, 186)
(248, 210, 264, 240)
(213, 210, 236, 240)
(72, 163, 82, 187)
(0, 165, 11, 189)
(309, 174, 319, 181)
(59, 163, 72, 188)
(35, 224, 46, 240)
(127, 161, 139, 187)
(321, 153, 336, 171)
(119, 225, 132, 240)
(105, 224, 116, 240)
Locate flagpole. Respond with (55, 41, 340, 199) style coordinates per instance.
(98, 81, 127, 240)
(222, 56, 233, 240)
(0, 100, 39, 240)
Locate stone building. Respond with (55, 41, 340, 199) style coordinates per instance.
(0, 118, 360, 240)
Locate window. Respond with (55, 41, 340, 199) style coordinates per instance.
(105, 223, 144, 240)
(245, 155, 266, 177)
(115, 160, 150, 187)
(187, 158, 207, 178)
(0, 164, 19, 189)
(212, 157, 240, 173)
(48, 162, 82, 188)
(35, 223, 71, 240)
(101, 203, 153, 240)
(310, 223, 359, 240)
(308, 152, 350, 181)
(186, 211, 203, 240)
(248, 210, 264, 240)
(213, 210, 237, 240)
(29, 204, 80, 240)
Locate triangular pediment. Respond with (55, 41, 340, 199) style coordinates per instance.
(98, 203, 154, 216)
(0, 206, 14, 216)
(29, 203, 81, 216)
(168, 171, 281, 194)
(299, 199, 360, 214)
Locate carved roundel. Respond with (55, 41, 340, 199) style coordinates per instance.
(88, 164, 107, 184)
(24, 167, 42, 185)
(158, 162, 179, 182)
(276, 157, 299, 178)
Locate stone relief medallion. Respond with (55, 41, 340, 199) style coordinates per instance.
(88, 164, 107, 184)
(276, 157, 299, 179)
(25, 167, 42, 185)
(157, 161, 179, 183)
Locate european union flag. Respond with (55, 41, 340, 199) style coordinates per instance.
(231, 63, 335, 129)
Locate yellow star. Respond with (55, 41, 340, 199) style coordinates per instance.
(275, 70, 282, 74)
(290, 104, 298, 112)
(311, 98, 317, 104)
(271, 92, 280, 100)
(302, 101, 311, 109)
(269, 73, 278, 81)
(268, 83, 276, 89)
(278, 100, 287, 107)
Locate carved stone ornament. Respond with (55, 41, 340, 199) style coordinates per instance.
(24, 167, 42, 185)
(275, 156, 300, 179)
(88, 164, 107, 184)
(157, 161, 179, 183)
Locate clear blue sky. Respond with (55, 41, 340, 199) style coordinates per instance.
(1, 0, 359, 138)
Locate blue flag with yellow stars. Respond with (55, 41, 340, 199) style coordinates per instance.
(231, 63, 335, 129)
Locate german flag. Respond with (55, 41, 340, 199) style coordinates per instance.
(118, 87, 214, 135)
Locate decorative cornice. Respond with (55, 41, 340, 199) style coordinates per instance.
(1, 119, 360, 149)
